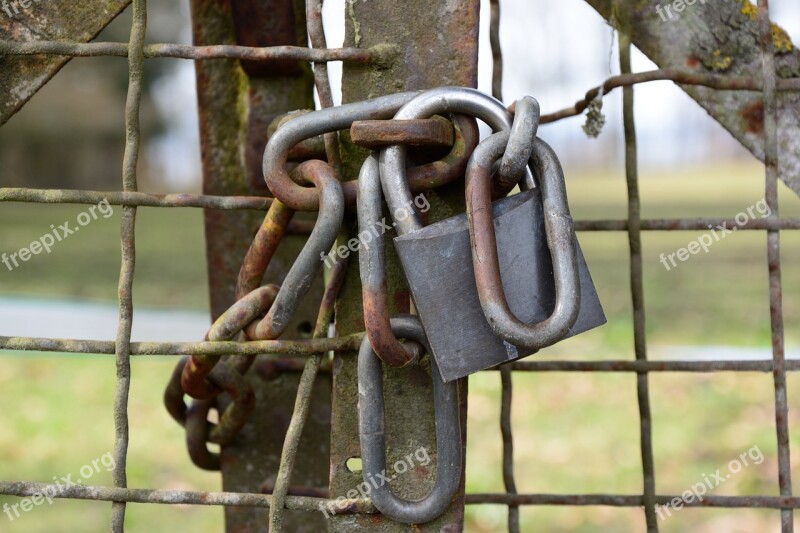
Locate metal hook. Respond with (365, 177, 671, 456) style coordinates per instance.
(358, 315, 462, 524)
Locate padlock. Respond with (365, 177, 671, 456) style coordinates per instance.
(380, 87, 606, 382)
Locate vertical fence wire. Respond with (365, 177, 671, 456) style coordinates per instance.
(489, 0, 503, 104)
(489, 2, 520, 531)
(499, 366, 519, 533)
(268, 4, 343, 530)
(111, 0, 147, 531)
(756, 1, 794, 531)
(306, 0, 342, 172)
(619, 32, 658, 532)
(268, 254, 348, 531)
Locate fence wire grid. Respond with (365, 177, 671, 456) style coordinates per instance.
(0, 0, 799, 532)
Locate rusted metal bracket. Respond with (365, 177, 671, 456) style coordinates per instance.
(351, 117, 455, 149)
(330, 0, 479, 530)
(190, 1, 326, 531)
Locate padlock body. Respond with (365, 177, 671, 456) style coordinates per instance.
(395, 188, 605, 382)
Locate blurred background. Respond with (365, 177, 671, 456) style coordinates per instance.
(1, 0, 800, 531)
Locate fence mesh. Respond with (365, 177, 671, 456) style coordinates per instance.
(0, 0, 797, 531)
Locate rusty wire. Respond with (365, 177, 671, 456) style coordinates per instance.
(306, 0, 343, 175)
(268, 5, 344, 528)
(489, 0, 503, 102)
(0, 187, 273, 210)
(269, 248, 349, 531)
(0, 334, 364, 356)
(110, 0, 146, 529)
(5, 333, 800, 372)
(757, 1, 793, 530)
(489, 13, 519, 533)
(489, 5, 519, 531)
(3, 188, 799, 230)
(465, 493, 800, 509)
(620, 32, 658, 533)
(0, 481, 798, 514)
(499, 365, 519, 533)
(540, 68, 800, 124)
(0, 39, 388, 63)
(0, 481, 376, 514)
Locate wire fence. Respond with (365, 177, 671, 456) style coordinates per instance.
(0, 0, 798, 531)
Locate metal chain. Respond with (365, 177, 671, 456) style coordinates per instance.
(163, 86, 545, 498)
(163, 94, 480, 470)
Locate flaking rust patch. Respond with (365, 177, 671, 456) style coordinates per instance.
(741, 100, 764, 134)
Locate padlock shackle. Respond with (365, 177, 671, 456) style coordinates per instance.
(358, 155, 423, 367)
(380, 86, 535, 236)
(466, 131, 581, 350)
(358, 315, 462, 525)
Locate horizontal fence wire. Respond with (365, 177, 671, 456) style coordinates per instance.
(0, 0, 797, 530)
(2, 335, 800, 371)
(0, 39, 384, 63)
(0, 482, 799, 511)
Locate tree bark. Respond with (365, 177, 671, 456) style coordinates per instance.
(584, 0, 800, 195)
(0, 0, 131, 125)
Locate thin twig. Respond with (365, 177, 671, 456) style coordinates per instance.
(541, 68, 800, 124)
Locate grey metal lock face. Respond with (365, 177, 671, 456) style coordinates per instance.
(394, 186, 605, 382)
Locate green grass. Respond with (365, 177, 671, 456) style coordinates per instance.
(0, 204, 210, 309)
(1, 160, 800, 531)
